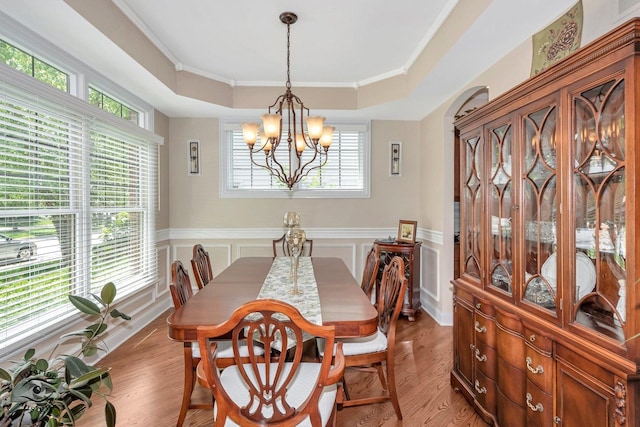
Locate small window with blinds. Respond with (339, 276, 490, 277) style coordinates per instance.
(221, 122, 370, 198)
(0, 67, 159, 354)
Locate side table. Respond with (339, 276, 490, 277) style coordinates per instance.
(373, 240, 421, 321)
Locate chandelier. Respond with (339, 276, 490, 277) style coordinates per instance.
(241, 12, 334, 190)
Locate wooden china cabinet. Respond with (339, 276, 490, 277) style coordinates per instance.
(451, 19, 640, 427)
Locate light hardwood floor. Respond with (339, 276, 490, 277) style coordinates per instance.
(76, 309, 489, 426)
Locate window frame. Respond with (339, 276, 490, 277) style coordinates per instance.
(0, 13, 160, 356)
(220, 120, 371, 199)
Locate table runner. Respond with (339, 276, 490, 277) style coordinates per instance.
(254, 256, 322, 350)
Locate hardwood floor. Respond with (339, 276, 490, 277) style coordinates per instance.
(76, 309, 488, 427)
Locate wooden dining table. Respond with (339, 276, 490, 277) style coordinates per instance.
(167, 257, 379, 341)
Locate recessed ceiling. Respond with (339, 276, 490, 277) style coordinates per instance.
(0, 0, 579, 120)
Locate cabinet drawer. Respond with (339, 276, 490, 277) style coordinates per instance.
(474, 369, 497, 415)
(496, 323, 525, 368)
(525, 346, 553, 392)
(497, 357, 526, 404)
(473, 297, 495, 317)
(526, 380, 553, 427)
(524, 326, 552, 353)
(475, 340, 497, 379)
(497, 388, 526, 427)
(474, 314, 495, 347)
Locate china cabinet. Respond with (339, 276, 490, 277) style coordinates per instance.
(451, 19, 640, 426)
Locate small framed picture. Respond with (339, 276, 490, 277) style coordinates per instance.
(188, 140, 200, 175)
(390, 141, 401, 176)
(397, 220, 417, 243)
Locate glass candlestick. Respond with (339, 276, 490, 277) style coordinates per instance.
(286, 227, 306, 294)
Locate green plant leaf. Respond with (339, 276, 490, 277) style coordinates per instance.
(68, 295, 101, 316)
(63, 355, 92, 377)
(105, 401, 116, 427)
(82, 344, 99, 358)
(70, 368, 110, 389)
(101, 282, 117, 305)
(24, 348, 36, 361)
(86, 323, 108, 336)
(0, 366, 11, 381)
(48, 417, 59, 427)
(35, 358, 49, 372)
(103, 372, 114, 392)
(60, 328, 94, 339)
(68, 387, 93, 405)
(92, 293, 106, 307)
(110, 308, 131, 320)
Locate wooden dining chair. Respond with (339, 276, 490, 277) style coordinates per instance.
(196, 299, 345, 427)
(170, 260, 264, 427)
(317, 256, 407, 420)
(360, 245, 380, 302)
(191, 243, 213, 289)
(272, 233, 314, 257)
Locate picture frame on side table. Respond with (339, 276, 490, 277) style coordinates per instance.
(398, 220, 417, 243)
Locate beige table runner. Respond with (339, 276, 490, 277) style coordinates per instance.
(254, 256, 322, 350)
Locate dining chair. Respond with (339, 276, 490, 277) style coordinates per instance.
(170, 260, 264, 427)
(191, 243, 213, 289)
(317, 255, 407, 420)
(360, 245, 380, 302)
(196, 299, 345, 427)
(272, 233, 314, 257)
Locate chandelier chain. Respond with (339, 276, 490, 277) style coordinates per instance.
(286, 20, 291, 90)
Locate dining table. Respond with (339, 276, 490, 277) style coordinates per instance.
(167, 257, 379, 342)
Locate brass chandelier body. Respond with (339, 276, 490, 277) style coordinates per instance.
(242, 12, 333, 190)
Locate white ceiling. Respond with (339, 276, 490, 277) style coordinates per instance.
(0, 0, 578, 120)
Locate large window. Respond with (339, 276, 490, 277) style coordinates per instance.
(0, 66, 159, 354)
(221, 122, 370, 198)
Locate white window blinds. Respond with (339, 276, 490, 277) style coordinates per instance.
(0, 67, 159, 353)
(221, 122, 370, 198)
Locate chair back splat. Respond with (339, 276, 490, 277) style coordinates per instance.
(272, 233, 314, 257)
(360, 245, 380, 301)
(170, 260, 193, 308)
(191, 244, 213, 289)
(197, 299, 345, 427)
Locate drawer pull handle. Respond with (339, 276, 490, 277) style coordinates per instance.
(475, 348, 487, 362)
(476, 303, 481, 309)
(526, 393, 544, 412)
(526, 357, 544, 374)
(474, 321, 487, 333)
(474, 380, 487, 395)
(530, 334, 536, 342)
(470, 344, 475, 351)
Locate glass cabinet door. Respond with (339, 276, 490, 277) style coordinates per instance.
(521, 105, 558, 312)
(572, 78, 626, 342)
(488, 123, 513, 294)
(462, 133, 482, 280)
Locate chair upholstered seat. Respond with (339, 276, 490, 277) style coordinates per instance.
(191, 339, 264, 359)
(213, 363, 338, 427)
(317, 329, 387, 357)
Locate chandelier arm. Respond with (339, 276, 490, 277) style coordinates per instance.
(296, 151, 329, 182)
(250, 153, 293, 189)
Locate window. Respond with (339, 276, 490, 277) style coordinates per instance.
(221, 122, 370, 198)
(0, 38, 68, 92)
(0, 66, 160, 354)
(89, 86, 140, 125)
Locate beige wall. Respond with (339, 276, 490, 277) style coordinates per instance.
(166, 118, 421, 229)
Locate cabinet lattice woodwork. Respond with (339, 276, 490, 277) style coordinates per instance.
(451, 19, 640, 427)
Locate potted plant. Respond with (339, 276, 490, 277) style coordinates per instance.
(0, 282, 130, 427)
